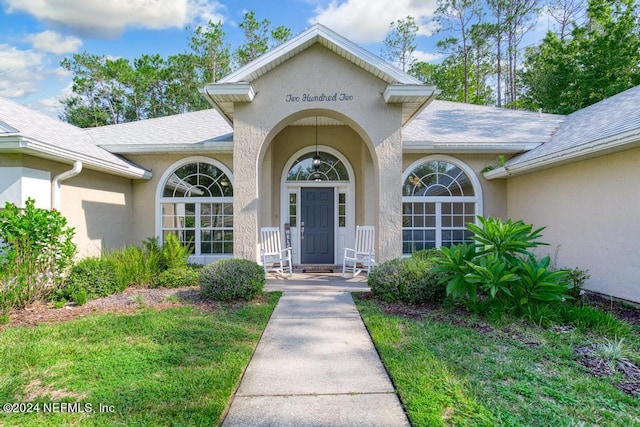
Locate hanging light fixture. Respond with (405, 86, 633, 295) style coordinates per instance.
(312, 116, 321, 171)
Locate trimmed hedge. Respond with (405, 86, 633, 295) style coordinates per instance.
(153, 267, 200, 288)
(199, 258, 265, 301)
(368, 250, 445, 304)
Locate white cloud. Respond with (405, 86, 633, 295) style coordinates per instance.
(28, 82, 74, 119)
(414, 49, 443, 63)
(28, 30, 82, 54)
(0, 44, 45, 98)
(4, 0, 225, 37)
(0, 44, 43, 71)
(310, 0, 438, 44)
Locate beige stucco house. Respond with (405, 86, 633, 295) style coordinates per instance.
(1, 25, 639, 302)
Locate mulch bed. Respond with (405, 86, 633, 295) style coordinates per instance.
(1, 286, 207, 330)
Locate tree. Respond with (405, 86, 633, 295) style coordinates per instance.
(235, 12, 292, 67)
(188, 20, 231, 83)
(546, 0, 588, 40)
(381, 16, 419, 72)
(435, 0, 483, 102)
(60, 52, 132, 126)
(521, 0, 640, 113)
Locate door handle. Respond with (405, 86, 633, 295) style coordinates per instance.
(301, 221, 305, 240)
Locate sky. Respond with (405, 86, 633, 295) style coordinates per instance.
(0, 0, 552, 119)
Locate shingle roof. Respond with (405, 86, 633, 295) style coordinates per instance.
(507, 85, 640, 167)
(0, 97, 149, 178)
(86, 108, 233, 151)
(405, 100, 565, 145)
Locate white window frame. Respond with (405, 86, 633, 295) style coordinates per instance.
(156, 156, 234, 264)
(401, 155, 483, 254)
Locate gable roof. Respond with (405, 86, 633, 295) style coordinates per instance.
(0, 97, 150, 179)
(486, 85, 640, 178)
(202, 24, 438, 127)
(86, 108, 233, 154)
(404, 100, 564, 153)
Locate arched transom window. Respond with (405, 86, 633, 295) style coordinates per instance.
(287, 152, 349, 181)
(160, 161, 233, 256)
(402, 159, 479, 254)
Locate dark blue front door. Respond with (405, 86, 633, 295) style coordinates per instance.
(301, 188, 334, 264)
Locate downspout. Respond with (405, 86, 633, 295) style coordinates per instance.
(52, 161, 82, 210)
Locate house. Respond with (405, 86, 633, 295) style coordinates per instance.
(1, 24, 638, 302)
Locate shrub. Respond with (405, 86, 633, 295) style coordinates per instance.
(153, 267, 200, 288)
(368, 254, 445, 304)
(55, 257, 123, 305)
(160, 234, 192, 270)
(432, 216, 571, 317)
(105, 245, 162, 287)
(199, 259, 265, 301)
(564, 267, 590, 302)
(0, 199, 76, 310)
(368, 258, 404, 302)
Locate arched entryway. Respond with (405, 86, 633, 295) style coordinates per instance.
(281, 146, 355, 265)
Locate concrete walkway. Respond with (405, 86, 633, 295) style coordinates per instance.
(222, 274, 410, 427)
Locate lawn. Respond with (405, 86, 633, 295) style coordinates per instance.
(356, 295, 640, 427)
(0, 292, 280, 426)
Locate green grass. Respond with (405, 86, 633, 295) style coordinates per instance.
(0, 292, 280, 426)
(355, 296, 640, 427)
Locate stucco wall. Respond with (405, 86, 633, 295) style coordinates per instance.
(60, 168, 133, 258)
(506, 147, 640, 302)
(233, 44, 403, 262)
(0, 155, 134, 258)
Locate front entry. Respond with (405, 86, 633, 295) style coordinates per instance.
(301, 188, 334, 264)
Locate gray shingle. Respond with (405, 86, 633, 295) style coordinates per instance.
(0, 97, 147, 177)
(508, 85, 640, 166)
(85, 109, 232, 147)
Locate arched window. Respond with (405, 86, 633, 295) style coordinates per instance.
(402, 158, 480, 254)
(286, 152, 349, 181)
(160, 161, 233, 257)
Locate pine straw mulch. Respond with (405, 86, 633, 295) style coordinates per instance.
(357, 292, 640, 397)
(0, 286, 212, 331)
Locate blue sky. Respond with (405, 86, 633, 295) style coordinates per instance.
(0, 0, 551, 118)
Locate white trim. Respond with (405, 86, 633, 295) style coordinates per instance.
(101, 141, 234, 154)
(280, 145, 355, 264)
(155, 156, 234, 263)
(484, 128, 640, 179)
(403, 141, 542, 154)
(219, 24, 421, 85)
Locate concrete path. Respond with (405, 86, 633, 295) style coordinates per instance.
(222, 275, 410, 427)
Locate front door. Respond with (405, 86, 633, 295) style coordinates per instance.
(301, 188, 334, 264)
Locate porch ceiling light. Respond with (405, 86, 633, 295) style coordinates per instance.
(312, 116, 321, 171)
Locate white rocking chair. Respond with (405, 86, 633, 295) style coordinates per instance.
(342, 225, 376, 277)
(260, 227, 293, 276)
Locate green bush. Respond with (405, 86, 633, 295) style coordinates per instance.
(368, 258, 404, 302)
(105, 245, 162, 287)
(199, 259, 265, 301)
(432, 216, 572, 317)
(55, 257, 124, 305)
(368, 253, 445, 304)
(160, 234, 192, 270)
(564, 267, 590, 302)
(0, 199, 76, 310)
(153, 267, 200, 288)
